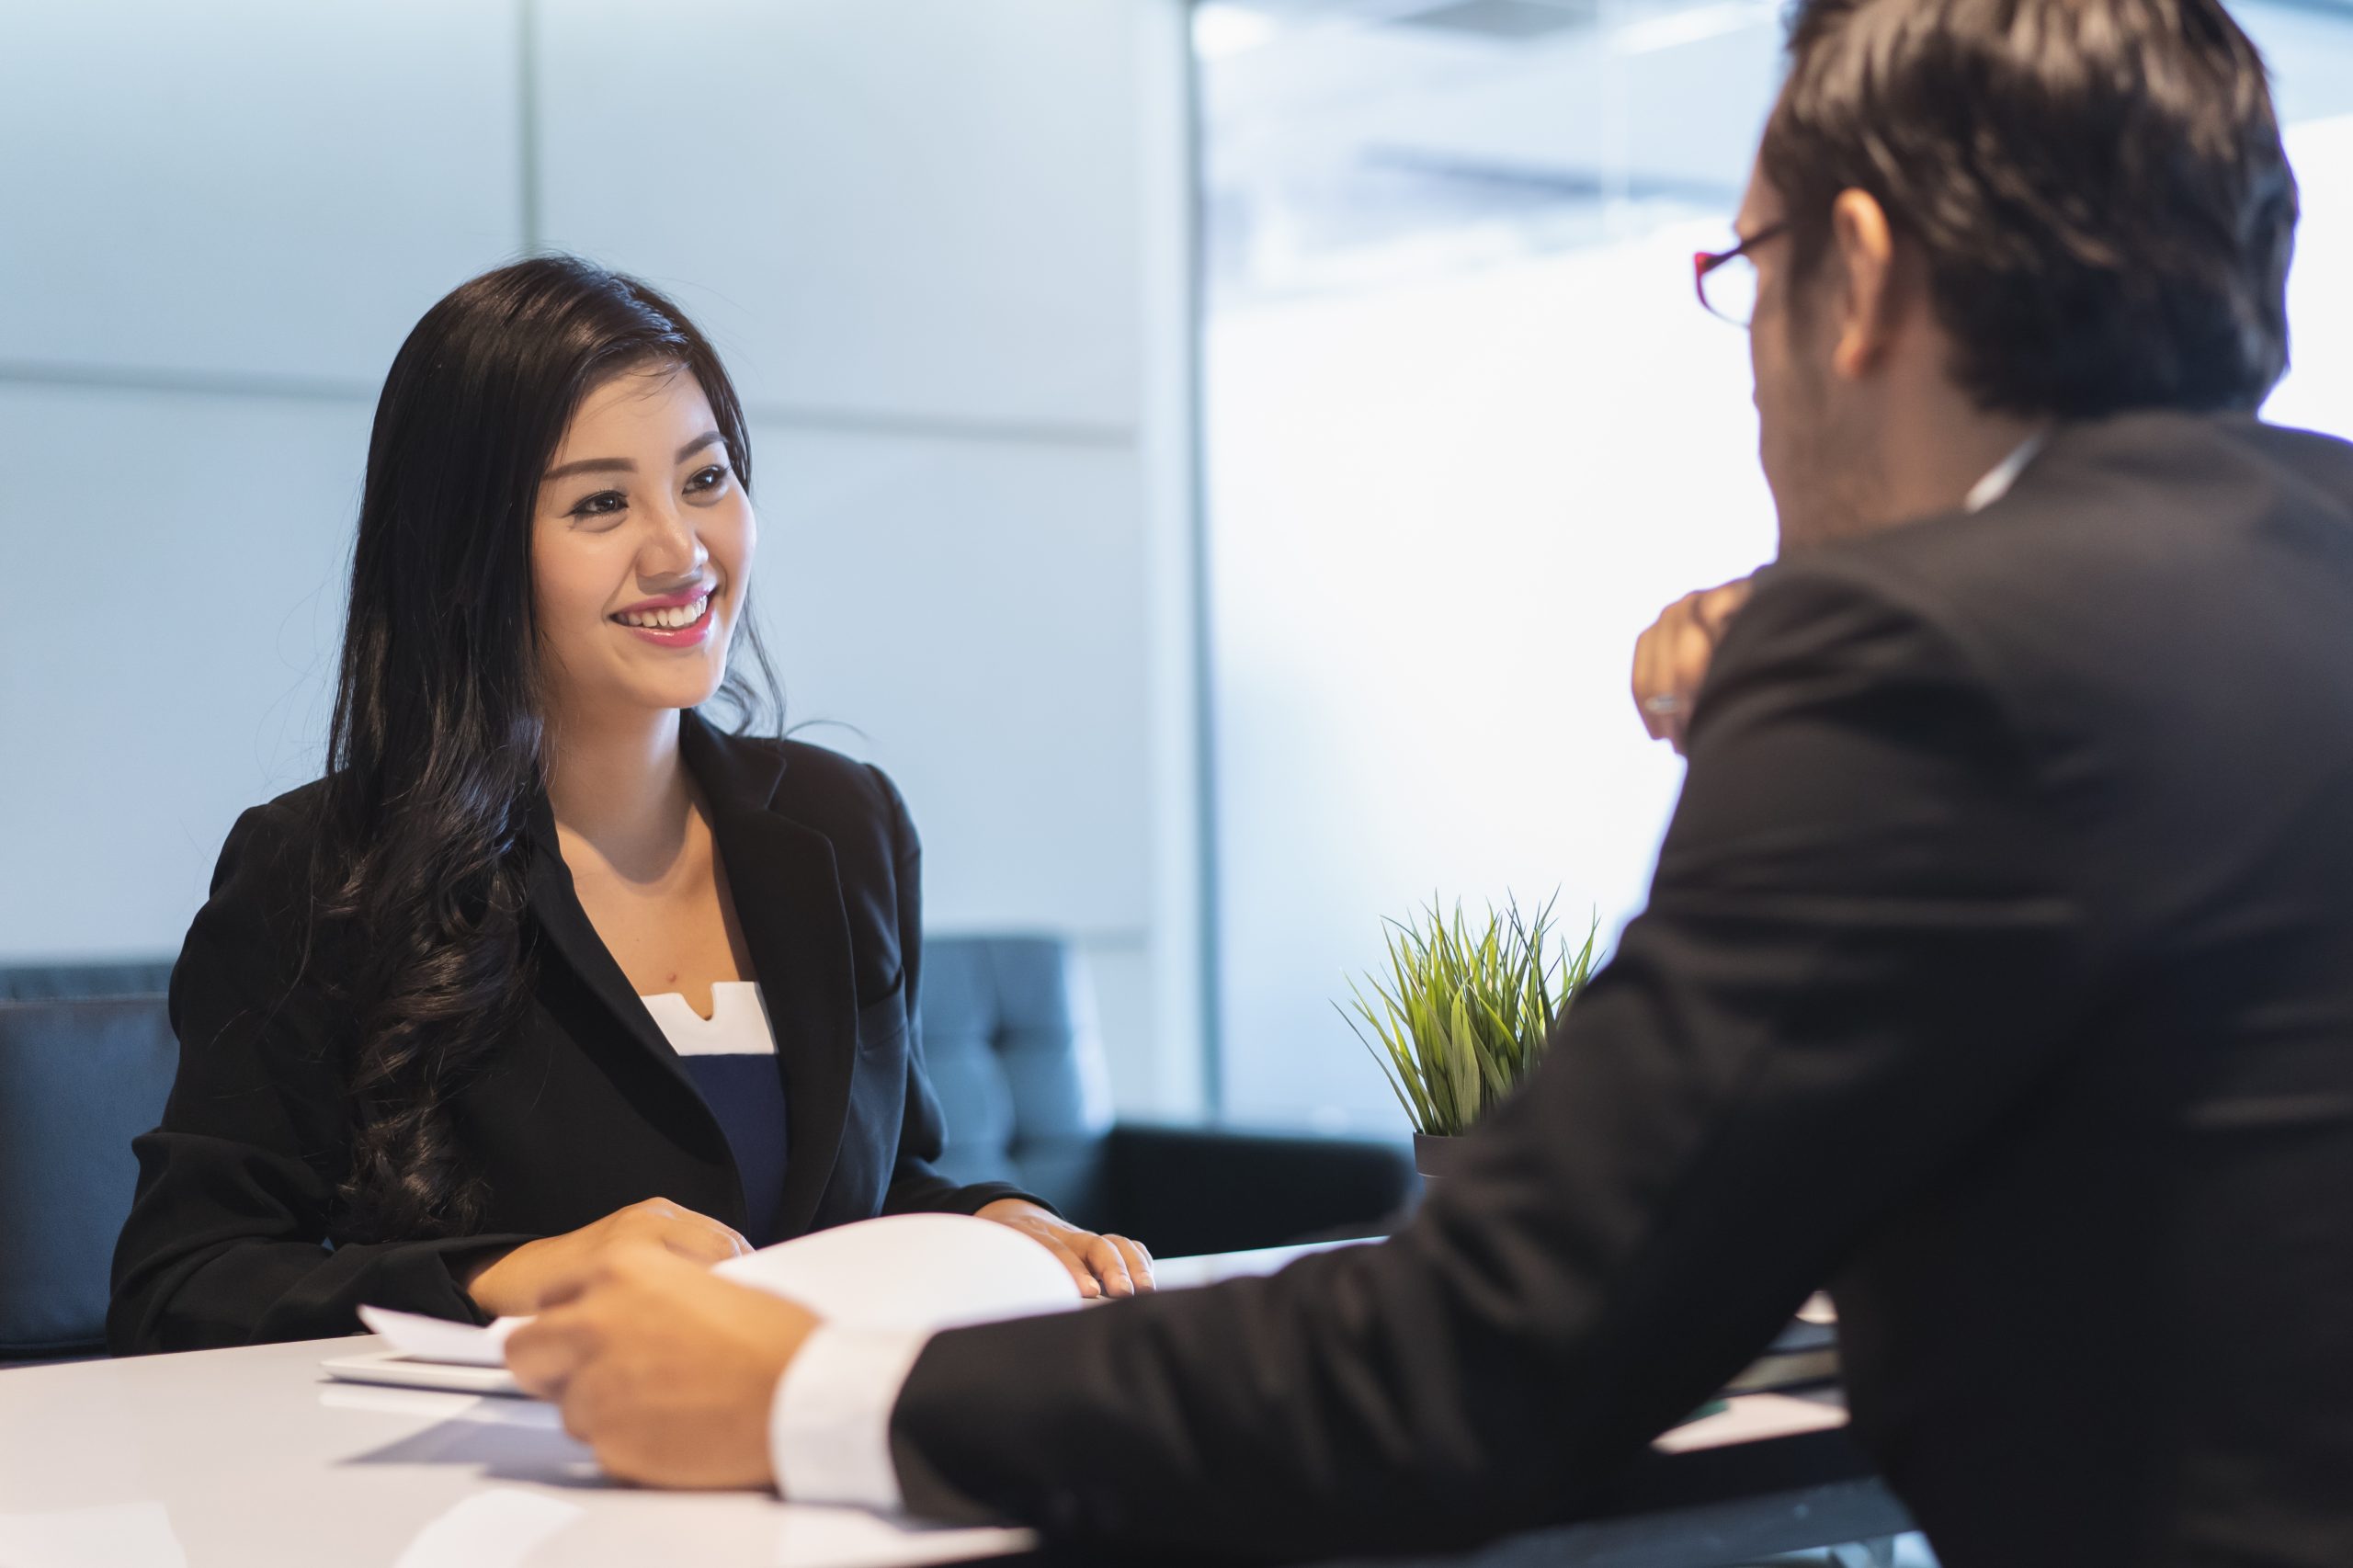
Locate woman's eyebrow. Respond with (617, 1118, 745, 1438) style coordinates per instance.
(545, 455, 633, 481)
(543, 431, 722, 483)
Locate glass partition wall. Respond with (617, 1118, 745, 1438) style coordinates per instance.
(1194, 0, 2353, 1129)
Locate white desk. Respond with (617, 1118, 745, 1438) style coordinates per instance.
(0, 1244, 1869, 1568)
(0, 1246, 1358, 1568)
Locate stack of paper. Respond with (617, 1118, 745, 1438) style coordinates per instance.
(329, 1212, 1082, 1396)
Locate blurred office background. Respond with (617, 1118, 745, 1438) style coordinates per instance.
(4, 0, 2351, 1135)
(1192, 0, 2353, 1127)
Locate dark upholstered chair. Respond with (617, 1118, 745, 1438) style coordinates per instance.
(0, 938, 1415, 1358)
(0, 961, 176, 1002)
(0, 962, 176, 1359)
(919, 936, 1418, 1259)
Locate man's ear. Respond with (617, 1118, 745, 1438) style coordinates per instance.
(1827, 188, 1900, 381)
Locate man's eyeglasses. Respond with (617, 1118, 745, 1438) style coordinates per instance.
(1693, 221, 1790, 327)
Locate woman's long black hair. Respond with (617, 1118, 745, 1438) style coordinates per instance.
(323, 255, 779, 1241)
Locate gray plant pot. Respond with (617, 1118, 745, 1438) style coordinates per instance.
(1413, 1131, 1464, 1181)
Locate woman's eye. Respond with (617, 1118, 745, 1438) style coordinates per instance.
(685, 464, 730, 495)
(568, 490, 628, 520)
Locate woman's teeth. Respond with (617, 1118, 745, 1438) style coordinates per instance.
(616, 594, 710, 630)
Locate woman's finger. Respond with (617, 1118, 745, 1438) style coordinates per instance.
(1108, 1233, 1156, 1293)
(1084, 1233, 1136, 1299)
(626, 1198, 745, 1248)
(655, 1215, 749, 1266)
(1037, 1235, 1101, 1299)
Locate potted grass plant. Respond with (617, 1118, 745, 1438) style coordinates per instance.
(1342, 896, 1599, 1179)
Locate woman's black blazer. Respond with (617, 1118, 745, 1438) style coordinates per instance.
(108, 711, 1031, 1354)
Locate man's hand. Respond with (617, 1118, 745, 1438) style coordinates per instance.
(976, 1199, 1156, 1299)
(463, 1196, 750, 1318)
(506, 1244, 816, 1490)
(1631, 576, 1755, 753)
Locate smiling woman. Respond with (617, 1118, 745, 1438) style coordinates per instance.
(107, 256, 1153, 1354)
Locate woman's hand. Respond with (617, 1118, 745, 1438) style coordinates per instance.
(462, 1197, 751, 1319)
(1631, 575, 1755, 753)
(976, 1199, 1156, 1300)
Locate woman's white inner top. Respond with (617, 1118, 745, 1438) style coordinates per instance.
(638, 980, 778, 1057)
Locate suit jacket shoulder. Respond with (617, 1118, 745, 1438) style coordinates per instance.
(1751, 411, 2353, 807)
(1796, 412, 2353, 684)
(171, 778, 343, 1033)
(764, 734, 916, 860)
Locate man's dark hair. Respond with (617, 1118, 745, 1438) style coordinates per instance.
(1761, 0, 2299, 419)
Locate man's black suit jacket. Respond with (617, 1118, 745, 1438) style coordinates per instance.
(885, 413, 2353, 1566)
(109, 712, 1029, 1354)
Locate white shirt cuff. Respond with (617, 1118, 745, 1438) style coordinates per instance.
(770, 1324, 935, 1511)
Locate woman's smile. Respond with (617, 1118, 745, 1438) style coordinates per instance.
(611, 579, 722, 648)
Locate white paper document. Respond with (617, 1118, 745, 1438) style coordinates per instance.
(328, 1215, 1073, 1566)
(711, 1209, 1083, 1327)
(340, 1212, 1082, 1388)
(356, 1304, 525, 1367)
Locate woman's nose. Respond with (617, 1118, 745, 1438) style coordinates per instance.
(637, 498, 709, 577)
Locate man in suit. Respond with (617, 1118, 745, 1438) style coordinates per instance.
(506, 0, 2353, 1560)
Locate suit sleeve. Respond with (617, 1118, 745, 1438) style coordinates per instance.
(882, 565, 2094, 1555)
(866, 767, 1043, 1221)
(108, 804, 529, 1354)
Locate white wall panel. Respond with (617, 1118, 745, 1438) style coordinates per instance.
(0, 1, 523, 384)
(0, 386, 366, 957)
(534, 0, 1142, 432)
(0, 0, 1200, 1118)
(1070, 933, 1162, 1122)
(742, 425, 1152, 935)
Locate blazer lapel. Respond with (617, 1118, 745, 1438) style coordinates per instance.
(518, 788, 745, 1231)
(521, 790, 715, 1111)
(682, 711, 859, 1238)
